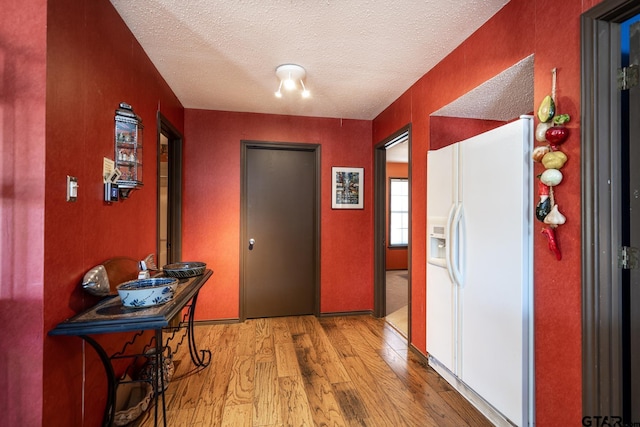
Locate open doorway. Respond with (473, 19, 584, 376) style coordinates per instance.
(375, 126, 411, 338)
(157, 113, 183, 267)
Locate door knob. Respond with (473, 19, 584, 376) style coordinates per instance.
(249, 238, 255, 250)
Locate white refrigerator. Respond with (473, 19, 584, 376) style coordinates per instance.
(426, 116, 534, 426)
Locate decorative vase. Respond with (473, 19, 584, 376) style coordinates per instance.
(138, 347, 174, 393)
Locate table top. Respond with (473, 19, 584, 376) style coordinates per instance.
(49, 270, 212, 336)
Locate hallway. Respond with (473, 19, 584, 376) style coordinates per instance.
(386, 269, 408, 337)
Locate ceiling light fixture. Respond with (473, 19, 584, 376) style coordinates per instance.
(275, 64, 310, 99)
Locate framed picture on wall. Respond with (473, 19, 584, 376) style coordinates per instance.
(332, 166, 364, 209)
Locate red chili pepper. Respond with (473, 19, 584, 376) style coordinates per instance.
(538, 181, 550, 197)
(541, 227, 562, 261)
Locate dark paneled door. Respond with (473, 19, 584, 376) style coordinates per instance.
(243, 144, 318, 318)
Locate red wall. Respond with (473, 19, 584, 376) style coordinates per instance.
(0, 1, 47, 426)
(430, 116, 507, 150)
(183, 110, 373, 318)
(385, 162, 409, 270)
(373, 0, 595, 425)
(40, 0, 185, 425)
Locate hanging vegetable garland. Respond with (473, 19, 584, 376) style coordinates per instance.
(532, 68, 570, 261)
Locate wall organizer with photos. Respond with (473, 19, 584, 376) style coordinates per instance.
(107, 102, 144, 201)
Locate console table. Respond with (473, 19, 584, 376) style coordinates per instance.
(49, 270, 213, 427)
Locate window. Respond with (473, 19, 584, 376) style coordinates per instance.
(389, 178, 408, 247)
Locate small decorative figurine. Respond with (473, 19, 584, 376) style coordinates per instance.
(540, 169, 563, 187)
(544, 204, 566, 227)
(545, 114, 571, 149)
(536, 182, 552, 222)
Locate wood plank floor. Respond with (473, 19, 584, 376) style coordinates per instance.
(134, 315, 492, 427)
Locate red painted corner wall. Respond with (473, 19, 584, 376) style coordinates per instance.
(41, 0, 185, 426)
(373, 0, 599, 425)
(430, 116, 508, 150)
(183, 110, 374, 319)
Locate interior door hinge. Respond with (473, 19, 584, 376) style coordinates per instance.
(617, 64, 639, 90)
(619, 246, 639, 269)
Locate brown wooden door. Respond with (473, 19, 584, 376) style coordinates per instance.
(242, 143, 318, 319)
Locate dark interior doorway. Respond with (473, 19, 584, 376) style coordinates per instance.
(157, 113, 183, 266)
(240, 141, 320, 319)
(374, 125, 411, 339)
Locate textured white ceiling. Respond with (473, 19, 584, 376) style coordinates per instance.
(110, 0, 509, 120)
(432, 54, 534, 121)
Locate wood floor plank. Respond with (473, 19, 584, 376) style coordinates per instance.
(292, 333, 348, 426)
(278, 376, 315, 427)
(332, 382, 370, 427)
(343, 347, 441, 427)
(439, 390, 495, 427)
(171, 324, 238, 410)
(236, 319, 257, 356)
(302, 317, 351, 384)
(137, 315, 492, 427)
(318, 318, 357, 358)
(254, 318, 276, 363)
(271, 317, 292, 345)
(221, 403, 253, 427)
(157, 324, 239, 427)
(285, 315, 311, 336)
(275, 342, 302, 378)
(405, 349, 458, 393)
(159, 408, 191, 427)
(253, 361, 282, 426)
(360, 314, 408, 351)
(225, 354, 255, 406)
(377, 347, 471, 427)
(339, 355, 407, 425)
(337, 318, 454, 426)
(191, 402, 221, 426)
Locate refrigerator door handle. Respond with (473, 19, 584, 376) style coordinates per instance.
(445, 203, 457, 283)
(450, 203, 464, 288)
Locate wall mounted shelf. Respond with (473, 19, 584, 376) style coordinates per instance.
(114, 103, 143, 199)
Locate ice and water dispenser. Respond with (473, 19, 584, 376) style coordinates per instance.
(427, 218, 447, 267)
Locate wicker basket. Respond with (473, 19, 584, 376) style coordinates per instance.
(113, 378, 153, 426)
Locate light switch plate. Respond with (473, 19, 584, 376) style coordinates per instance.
(66, 176, 78, 202)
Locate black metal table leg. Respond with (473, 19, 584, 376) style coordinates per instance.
(80, 335, 116, 427)
(154, 329, 167, 427)
(186, 291, 212, 368)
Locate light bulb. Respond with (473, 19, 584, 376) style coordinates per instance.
(275, 80, 283, 98)
(300, 80, 310, 98)
(283, 78, 296, 91)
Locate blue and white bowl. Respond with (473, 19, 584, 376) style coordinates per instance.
(116, 277, 179, 308)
